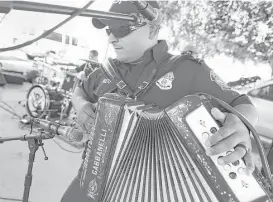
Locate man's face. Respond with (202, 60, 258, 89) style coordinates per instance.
(108, 24, 154, 63)
(89, 52, 97, 60)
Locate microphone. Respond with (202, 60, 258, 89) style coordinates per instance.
(32, 118, 83, 142)
(130, 1, 162, 23)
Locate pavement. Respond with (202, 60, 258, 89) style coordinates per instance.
(0, 83, 82, 202)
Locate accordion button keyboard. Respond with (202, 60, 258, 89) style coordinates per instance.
(185, 104, 267, 201)
(217, 155, 224, 159)
(226, 151, 233, 155)
(210, 127, 217, 133)
(238, 167, 246, 174)
(232, 160, 240, 166)
(223, 164, 232, 171)
(202, 132, 210, 141)
(229, 172, 237, 179)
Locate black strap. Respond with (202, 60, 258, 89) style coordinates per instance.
(101, 55, 184, 99)
(101, 58, 159, 99)
(101, 58, 134, 97)
(136, 55, 181, 99)
(133, 60, 158, 98)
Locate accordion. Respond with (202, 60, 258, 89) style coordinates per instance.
(79, 93, 273, 202)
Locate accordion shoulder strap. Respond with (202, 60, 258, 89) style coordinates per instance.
(101, 54, 189, 99)
(136, 54, 183, 99)
(101, 58, 134, 97)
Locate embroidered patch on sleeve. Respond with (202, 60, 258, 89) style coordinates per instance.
(156, 71, 174, 90)
(210, 70, 232, 91)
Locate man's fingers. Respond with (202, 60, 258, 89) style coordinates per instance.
(206, 125, 236, 147)
(242, 149, 255, 175)
(216, 144, 247, 165)
(82, 109, 96, 119)
(79, 122, 88, 133)
(206, 132, 243, 156)
(211, 108, 226, 124)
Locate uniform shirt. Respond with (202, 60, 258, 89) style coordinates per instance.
(81, 40, 252, 109)
(75, 61, 100, 76)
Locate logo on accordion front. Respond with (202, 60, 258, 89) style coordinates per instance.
(87, 179, 98, 199)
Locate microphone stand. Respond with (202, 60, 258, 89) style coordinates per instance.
(0, 130, 55, 202)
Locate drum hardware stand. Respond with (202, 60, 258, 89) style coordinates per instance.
(0, 129, 54, 202)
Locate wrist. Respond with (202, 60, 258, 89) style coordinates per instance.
(72, 97, 90, 113)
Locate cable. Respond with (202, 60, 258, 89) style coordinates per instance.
(0, 196, 24, 202)
(0, 103, 21, 119)
(197, 92, 273, 190)
(0, 100, 18, 113)
(52, 138, 83, 153)
(0, 100, 82, 153)
(0, 13, 7, 24)
(0, 0, 96, 52)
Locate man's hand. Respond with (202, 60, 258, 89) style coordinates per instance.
(77, 102, 96, 133)
(77, 71, 86, 81)
(205, 108, 254, 175)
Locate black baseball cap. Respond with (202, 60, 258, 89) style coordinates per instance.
(92, 1, 160, 29)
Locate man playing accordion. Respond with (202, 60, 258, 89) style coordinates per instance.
(61, 1, 259, 201)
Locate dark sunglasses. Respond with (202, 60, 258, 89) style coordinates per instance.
(106, 23, 147, 38)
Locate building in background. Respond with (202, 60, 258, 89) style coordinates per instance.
(0, 0, 113, 62)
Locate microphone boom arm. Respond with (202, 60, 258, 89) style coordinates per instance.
(0, 131, 55, 143)
(0, 1, 136, 22)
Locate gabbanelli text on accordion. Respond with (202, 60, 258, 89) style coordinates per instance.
(79, 93, 273, 202)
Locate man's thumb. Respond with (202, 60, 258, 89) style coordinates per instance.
(211, 108, 226, 124)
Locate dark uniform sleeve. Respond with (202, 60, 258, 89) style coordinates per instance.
(188, 60, 253, 107)
(75, 63, 85, 73)
(80, 68, 104, 103)
(80, 68, 116, 103)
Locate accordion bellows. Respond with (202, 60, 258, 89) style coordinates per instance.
(80, 93, 273, 202)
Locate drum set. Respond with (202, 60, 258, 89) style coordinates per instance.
(25, 63, 80, 122)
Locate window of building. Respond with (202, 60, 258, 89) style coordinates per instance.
(72, 37, 78, 46)
(44, 32, 62, 42)
(65, 35, 70, 45)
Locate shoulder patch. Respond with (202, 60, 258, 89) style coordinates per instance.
(210, 70, 232, 91)
(156, 71, 174, 90)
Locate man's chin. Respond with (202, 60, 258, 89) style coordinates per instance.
(116, 54, 127, 62)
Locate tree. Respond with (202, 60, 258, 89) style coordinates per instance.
(159, 1, 273, 72)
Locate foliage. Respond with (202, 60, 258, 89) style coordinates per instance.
(159, 0, 273, 67)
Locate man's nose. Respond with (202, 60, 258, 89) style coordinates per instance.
(108, 33, 118, 43)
